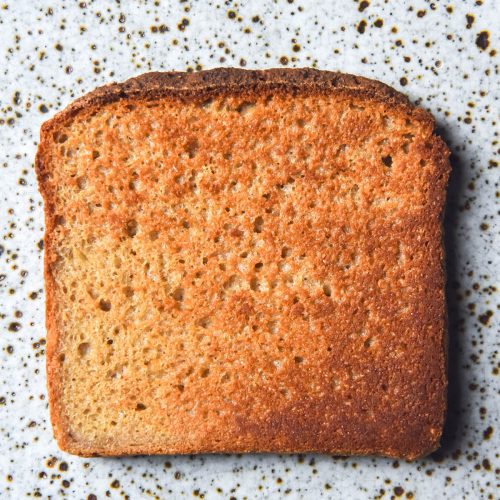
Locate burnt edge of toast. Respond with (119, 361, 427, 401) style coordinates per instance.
(35, 68, 450, 460)
(37, 68, 435, 139)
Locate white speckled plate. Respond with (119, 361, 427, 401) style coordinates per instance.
(0, 1, 498, 498)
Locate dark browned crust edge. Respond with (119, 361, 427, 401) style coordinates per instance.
(35, 68, 449, 460)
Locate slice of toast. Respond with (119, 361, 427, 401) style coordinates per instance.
(36, 68, 450, 459)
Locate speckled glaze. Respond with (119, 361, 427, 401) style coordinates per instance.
(0, 1, 498, 498)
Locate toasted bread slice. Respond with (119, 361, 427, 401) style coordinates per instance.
(36, 69, 450, 459)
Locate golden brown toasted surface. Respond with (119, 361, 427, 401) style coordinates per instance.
(36, 68, 450, 459)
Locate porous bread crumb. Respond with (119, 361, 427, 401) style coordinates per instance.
(36, 69, 450, 459)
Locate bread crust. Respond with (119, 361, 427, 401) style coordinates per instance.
(35, 68, 449, 460)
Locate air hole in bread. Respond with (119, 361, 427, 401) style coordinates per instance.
(76, 177, 87, 190)
(135, 403, 146, 411)
(199, 98, 213, 109)
(396, 243, 404, 264)
(322, 284, 332, 297)
(197, 316, 211, 329)
(250, 276, 259, 291)
(237, 101, 255, 115)
(253, 216, 264, 233)
(402, 134, 414, 153)
(99, 299, 111, 312)
(92, 150, 100, 160)
(123, 286, 134, 298)
(364, 338, 374, 348)
(224, 275, 239, 290)
(185, 138, 199, 158)
(268, 321, 278, 334)
(382, 155, 393, 167)
(149, 230, 159, 241)
(55, 215, 66, 226)
(254, 262, 263, 271)
(55, 133, 68, 143)
(200, 368, 210, 378)
(78, 342, 90, 356)
(350, 103, 366, 112)
(172, 287, 184, 301)
(126, 219, 138, 237)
